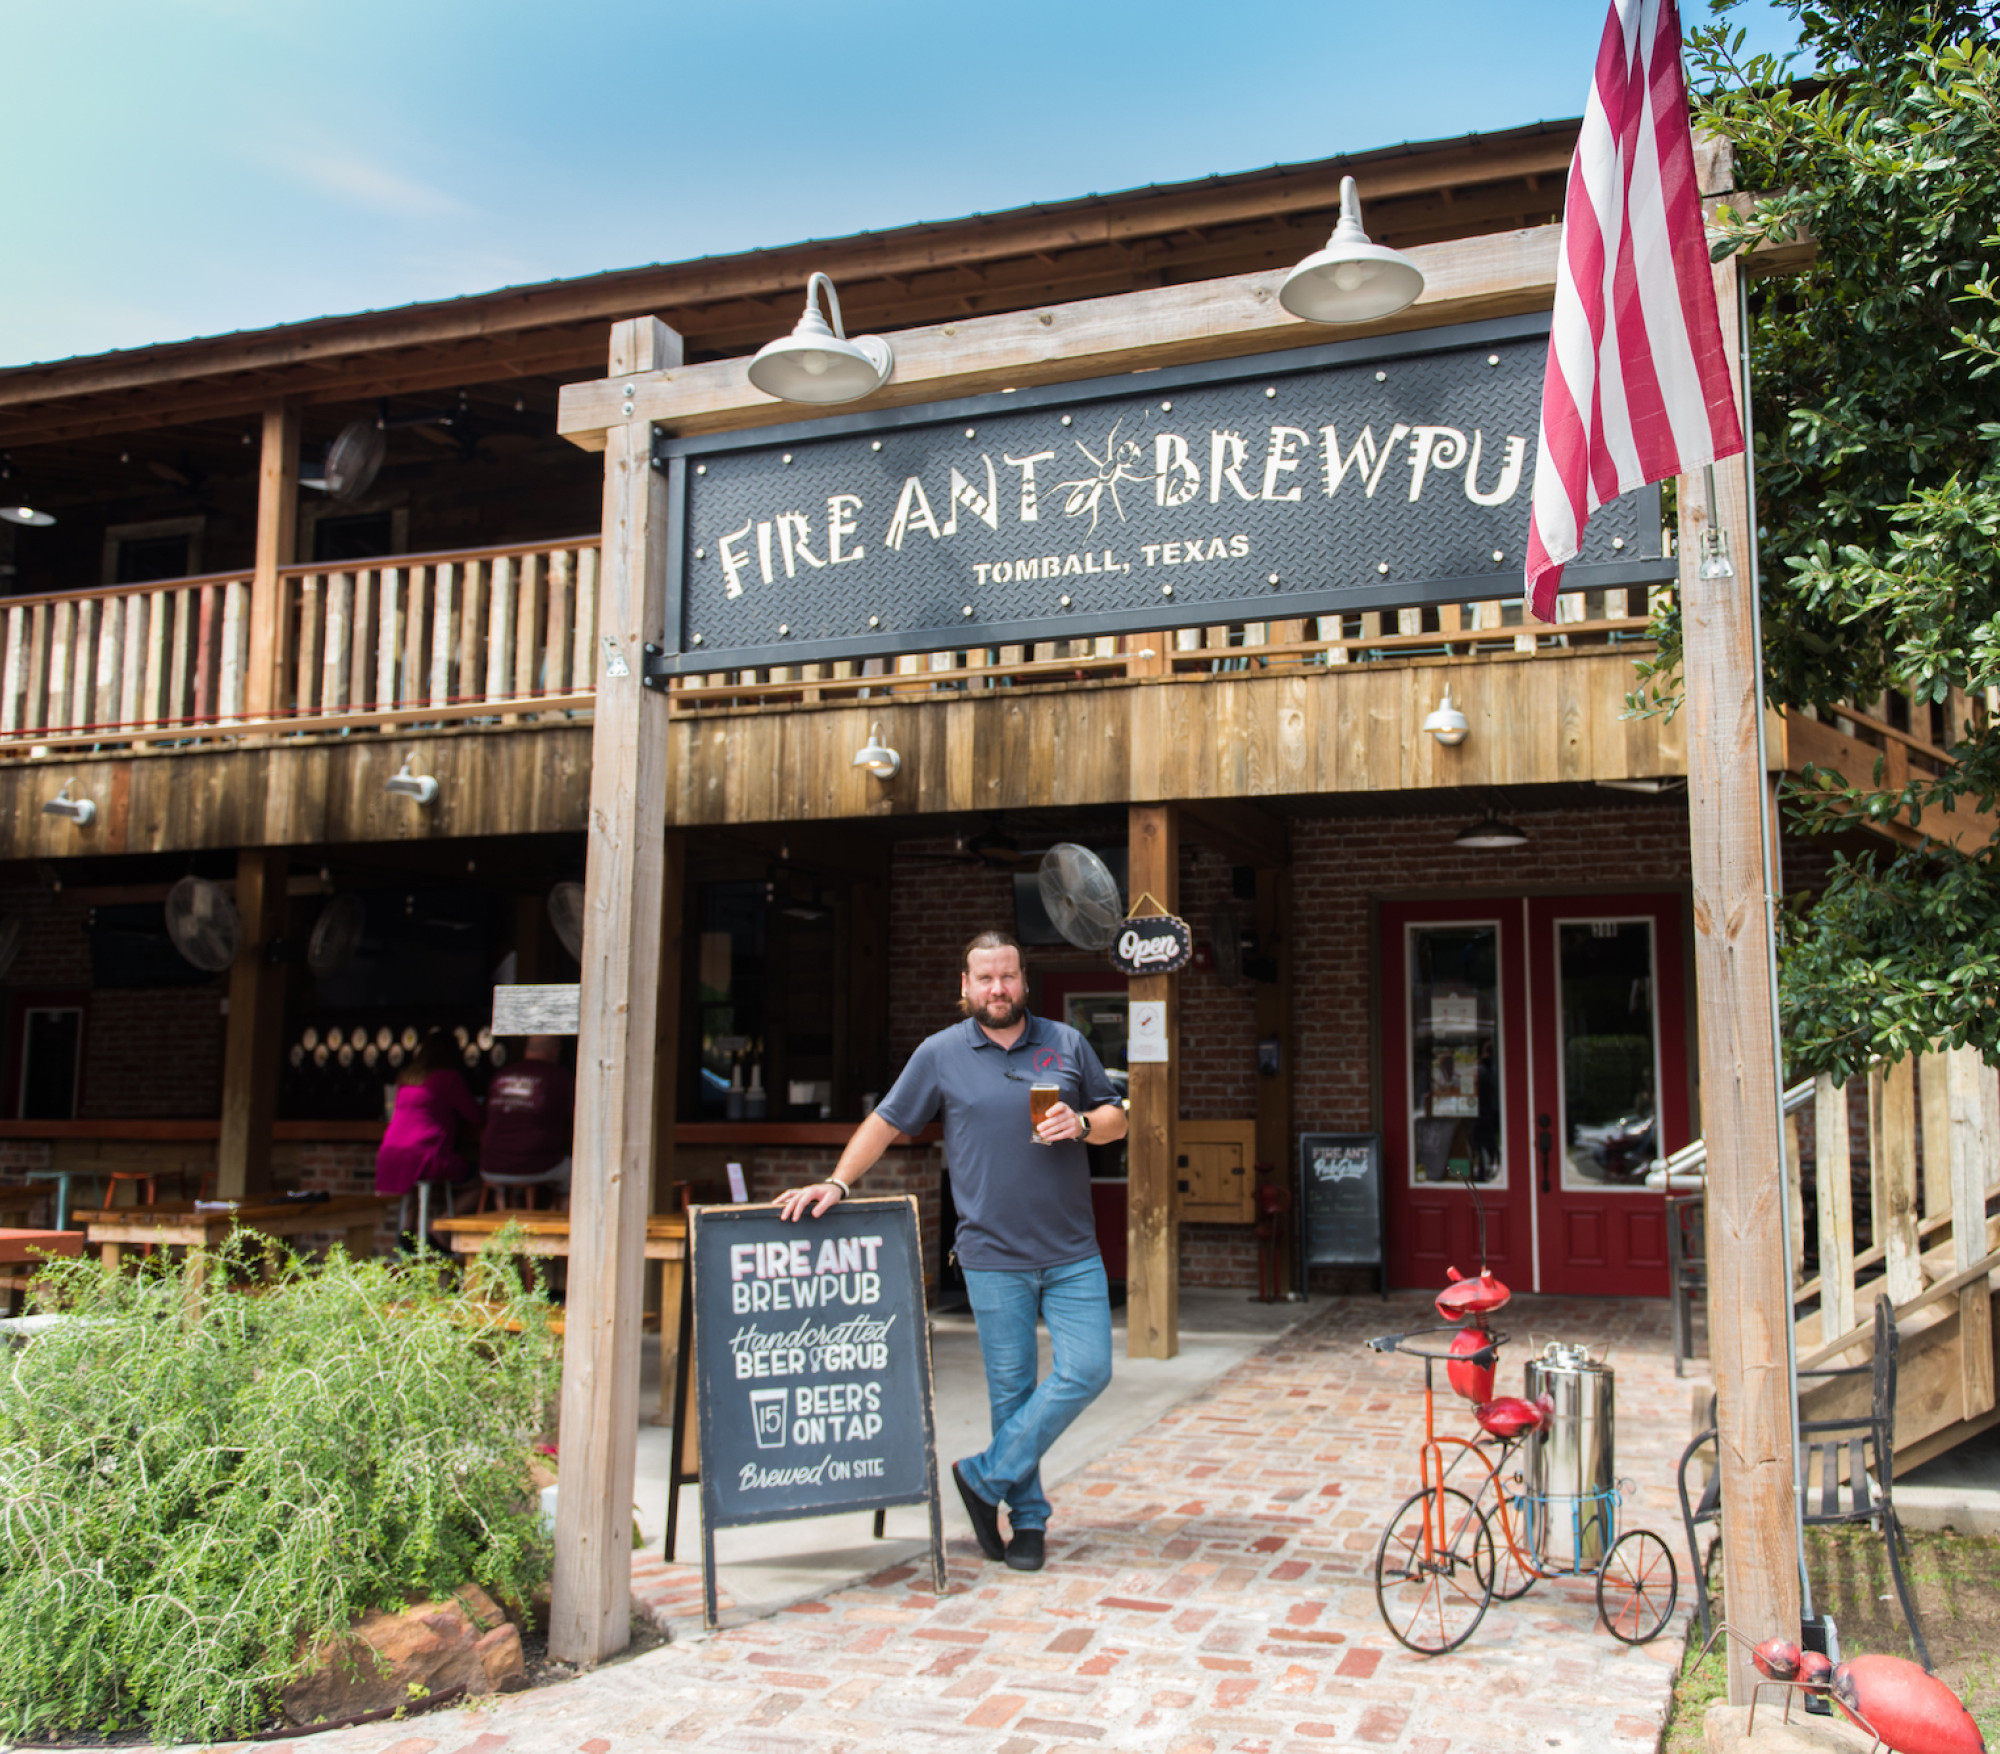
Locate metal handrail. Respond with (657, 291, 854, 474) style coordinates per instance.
(1647, 1078, 1815, 1185)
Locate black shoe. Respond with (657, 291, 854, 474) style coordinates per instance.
(952, 1463, 1006, 1562)
(1005, 1528, 1046, 1572)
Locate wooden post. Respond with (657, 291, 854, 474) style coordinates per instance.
(1127, 804, 1179, 1360)
(649, 829, 686, 1424)
(1784, 1108, 1805, 1286)
(1255, 862, 1294, 1293)
(1946, 1047, 1996, 1420)
(1813, 1074, 1855, 1346)
(246, 401, 300, 721)
(1872, 1057, 1923, 1304)
(1919, 1049, 1953, 1221)
(1679, 243, 1801, 1702)
(216, 848, 288, 1199)
(548, 315, 682, 1665)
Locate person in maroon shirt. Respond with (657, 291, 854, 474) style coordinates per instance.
(479, 1035, 575, 1202)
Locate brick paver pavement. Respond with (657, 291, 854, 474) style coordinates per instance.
(157, 1293, 1710, 1754)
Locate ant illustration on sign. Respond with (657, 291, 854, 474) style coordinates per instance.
(1051, 420, 1155, 535)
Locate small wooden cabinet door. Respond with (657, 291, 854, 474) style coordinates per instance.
(1177, 1120, 1256, 1223)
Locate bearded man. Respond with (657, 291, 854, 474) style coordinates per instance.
(775, 929, 1125, 1572)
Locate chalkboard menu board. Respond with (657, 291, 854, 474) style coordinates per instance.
(1298, 1132, 1386, 1296)
(683, 1196, 945, 1624)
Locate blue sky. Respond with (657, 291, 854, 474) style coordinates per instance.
(5, 1, 1802, 369)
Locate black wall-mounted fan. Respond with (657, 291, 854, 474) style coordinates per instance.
(164, 876, 242, 973)
(303, 420, 388, 501)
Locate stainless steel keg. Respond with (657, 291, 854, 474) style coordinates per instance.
(1523, 1340, 1617, 1570)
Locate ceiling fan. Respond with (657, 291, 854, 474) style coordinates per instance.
(900, 815, 1045, 871)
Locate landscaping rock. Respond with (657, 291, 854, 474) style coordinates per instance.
(281, 1584, 525, 1726)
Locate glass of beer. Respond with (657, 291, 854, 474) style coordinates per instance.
(1030, 1083, 1062, 1144)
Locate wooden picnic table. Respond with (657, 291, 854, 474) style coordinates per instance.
(432, 1213, 689, 1425)
(76, 1196, 393, 1271)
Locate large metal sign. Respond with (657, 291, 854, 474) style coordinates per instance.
(647, 312, 1669, 677)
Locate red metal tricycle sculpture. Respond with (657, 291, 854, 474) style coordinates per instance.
(1365, 1265, 1678, 1654)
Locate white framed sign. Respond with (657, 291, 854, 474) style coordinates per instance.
(1128, 1000, 1170, 1063)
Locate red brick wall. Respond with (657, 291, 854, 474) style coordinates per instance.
(1289, 801, 1696, 1140)
(887, 843, 1014, 1070)
(740, 1146, 945, 1289)
(0, 885, 226, 1120)
(1176, 845, 1260, 1122)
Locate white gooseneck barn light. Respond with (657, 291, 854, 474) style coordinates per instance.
(1279, 176, 1426, 325)
(385, 755, 440, 805)
(1423, 688, 1470, 747)
(40, 781, 94, 826)
(852, 722, 900, 779)
(747, 273, 895, 405)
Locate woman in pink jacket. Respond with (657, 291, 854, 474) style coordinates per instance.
(376, 1031, 482, 1198)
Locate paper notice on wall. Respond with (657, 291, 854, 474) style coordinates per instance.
(1431, 994, 1477, 1035)
(726, 1162, 748, 1203)
(1128, 1000, 1170, 1063)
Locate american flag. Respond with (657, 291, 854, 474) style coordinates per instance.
(1524, 0, 1745, 622)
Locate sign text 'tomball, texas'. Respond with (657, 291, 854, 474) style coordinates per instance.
(648, 314, 1671, 676)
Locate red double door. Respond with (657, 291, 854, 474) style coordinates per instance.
(1379, 894, 1690, 1298)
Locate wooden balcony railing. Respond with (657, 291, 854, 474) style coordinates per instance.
(0, 559, 1660, 751)
(0, 537, 600, 754)
(666, 582, 1662, 711)
(275, 537, 600, 730)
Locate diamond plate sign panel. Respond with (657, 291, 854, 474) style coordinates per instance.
(650, 314, 1669, 676)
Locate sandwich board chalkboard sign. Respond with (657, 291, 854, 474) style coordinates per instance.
(1297, 1132, 1386, 1298)
(668, 1196, 946, 1626)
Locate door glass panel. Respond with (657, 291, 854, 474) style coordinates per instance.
(1557, 920, 1660, 1189)
(1407, 924, 1504, 1188)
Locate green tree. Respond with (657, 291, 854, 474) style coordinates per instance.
(1677, 0, 2000, 1082)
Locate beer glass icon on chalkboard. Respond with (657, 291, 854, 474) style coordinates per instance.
(749, 1388, 788, 1450)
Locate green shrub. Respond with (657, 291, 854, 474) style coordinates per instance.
(0, 1238, 558, 1743)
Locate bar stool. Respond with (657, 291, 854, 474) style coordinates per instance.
(398, 1175, 463, 1248)
(477, 1157, 572, 1213)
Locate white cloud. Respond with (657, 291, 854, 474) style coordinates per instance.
(276, 147, 472, 220)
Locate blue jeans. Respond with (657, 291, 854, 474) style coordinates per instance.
(957, 1255, 1113, 1531)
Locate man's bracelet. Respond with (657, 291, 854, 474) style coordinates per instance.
(823, 1180, 849, 1201)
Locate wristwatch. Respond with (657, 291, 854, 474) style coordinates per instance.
(1078, 1114, 1092, 1141)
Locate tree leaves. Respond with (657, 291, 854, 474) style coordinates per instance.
(1681, 0, 2000, 1075)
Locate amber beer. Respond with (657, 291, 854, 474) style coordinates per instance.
(1030, 1083, 1062, 1143)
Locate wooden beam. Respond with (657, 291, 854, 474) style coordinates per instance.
(246, 402, 299, 721)
(1678, 237, 1800, 1704)
(559, 225, 1567, 448)
(215, 847, 288, 1200)
(548, 315, 682, 1665)
(1126, 804, 1179, 1360)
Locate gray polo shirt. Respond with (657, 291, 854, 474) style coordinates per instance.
(874, 1012, 1118, 1272)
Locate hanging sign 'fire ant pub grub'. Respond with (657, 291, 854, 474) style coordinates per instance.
(643, 312, 1672, 679)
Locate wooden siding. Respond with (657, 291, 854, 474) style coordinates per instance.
(0, 645, 1673, 859)
(662, 646, 1676, 826)
(0, 724, 594, 861)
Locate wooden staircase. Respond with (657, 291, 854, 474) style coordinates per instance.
(1781, 1051, 2000, 1471)
(1778, 698, 1999, 856)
